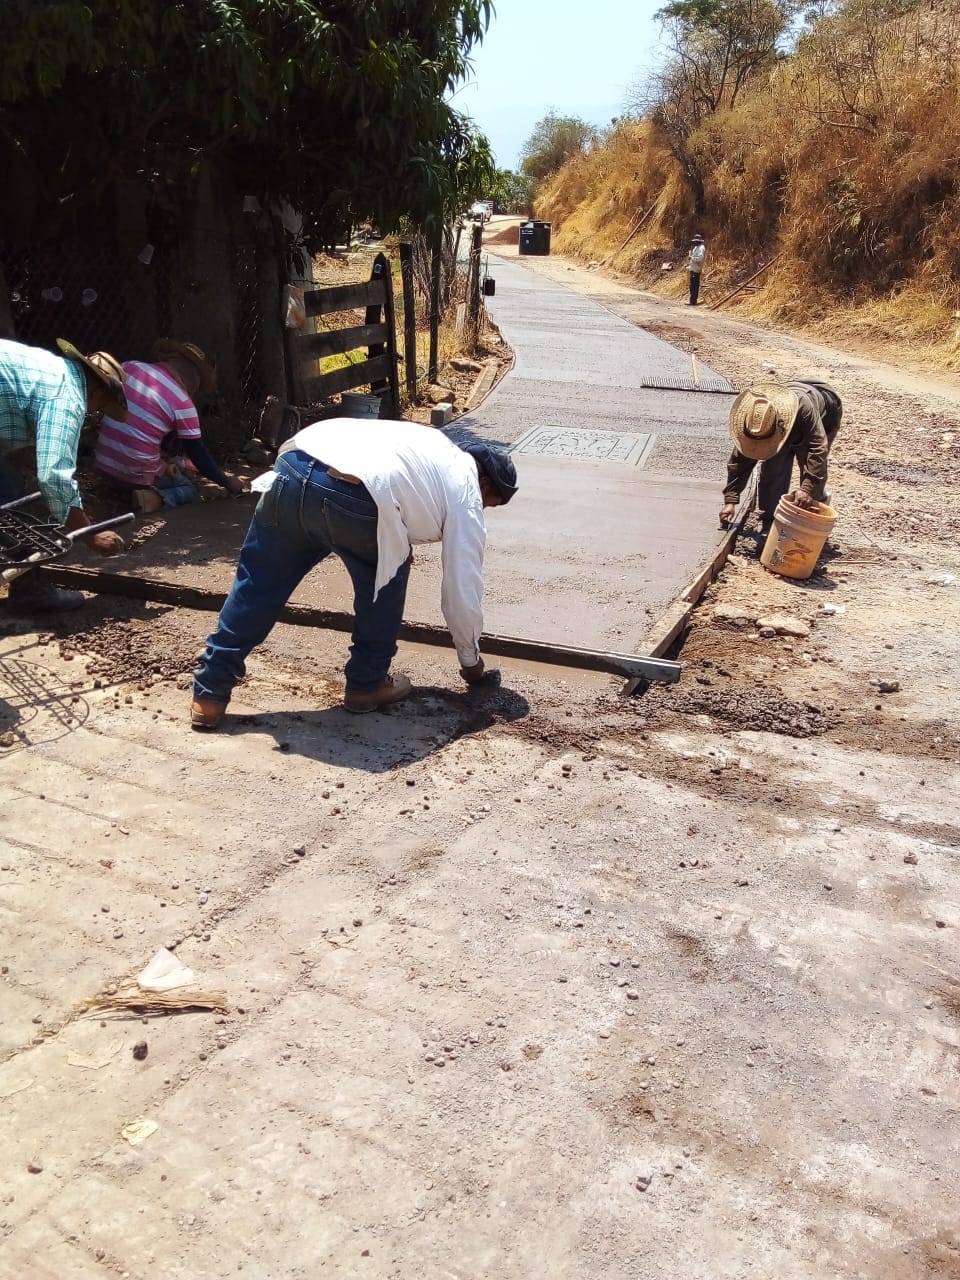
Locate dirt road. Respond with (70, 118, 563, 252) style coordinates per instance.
(2, 250, 959, 1278)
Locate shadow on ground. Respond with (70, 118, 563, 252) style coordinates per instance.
(216, 675, 530, 772)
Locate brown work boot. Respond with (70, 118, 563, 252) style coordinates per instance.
(190, 698, 227, 731)
(133, 488, 164, 515)
(343, 673, 412, 715)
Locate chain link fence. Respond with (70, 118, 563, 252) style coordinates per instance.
(0, 236, 268, 432)
(1, 224, 492, 431)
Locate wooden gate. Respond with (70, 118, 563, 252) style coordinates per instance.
(290, 252, 400, 414)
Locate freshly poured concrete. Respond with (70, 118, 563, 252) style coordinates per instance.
(86, 255, 734, 655)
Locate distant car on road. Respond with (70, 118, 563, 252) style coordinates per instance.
(467, 201, 494, 223)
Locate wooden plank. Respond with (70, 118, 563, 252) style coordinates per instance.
(34, 564, 679, 681)
(365, 253, 390, 402)
(709, 255, 781, 311)
(610, 199, 657, 258)
(296, 323, 390, 360)
(302, 352, 395, 402)
(428, 222, 441, 382)
(303, 280, 387, 317)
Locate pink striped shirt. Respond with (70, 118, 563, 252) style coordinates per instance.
(95, 361, 201, 487)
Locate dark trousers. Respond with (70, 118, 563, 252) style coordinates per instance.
(758, 427, 840, 523)
(689, 271, 701, 305)
(0, 455, 23, 507)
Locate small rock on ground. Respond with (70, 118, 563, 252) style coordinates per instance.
(756, 613, 811, 638)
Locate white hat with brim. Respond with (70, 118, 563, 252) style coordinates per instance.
(57, 339, 128, 421)
(729, 382, 800, 461)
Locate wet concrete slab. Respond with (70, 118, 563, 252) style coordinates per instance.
(293, 454, 721, 653)
(75, 461, 719, 655)
(75, 253, 733, 657)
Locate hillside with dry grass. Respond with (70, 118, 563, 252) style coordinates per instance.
(535, 0, 960, 367)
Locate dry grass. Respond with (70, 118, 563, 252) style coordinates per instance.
(534, 1, 960, 363)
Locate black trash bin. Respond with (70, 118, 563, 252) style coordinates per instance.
(518, 220, 551, 256)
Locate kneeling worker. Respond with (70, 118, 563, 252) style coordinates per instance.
(191, 419, 518, 729)
(95, 338, 243, 512)
(720, 379, 842, 528)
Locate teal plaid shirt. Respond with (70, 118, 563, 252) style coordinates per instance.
(0, 338, 87, 523)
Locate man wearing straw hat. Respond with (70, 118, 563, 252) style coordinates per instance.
(0, 336, 129, 613)
(95, 338, 244, 514)
(719, 379, 843, 528)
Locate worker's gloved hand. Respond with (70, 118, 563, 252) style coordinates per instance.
(719, 502, 736, 524)
(460, 659, 488, 685)
(224, 476, 245, 497)
(89, 530, 125, 556)
(789, 489, 817, 510)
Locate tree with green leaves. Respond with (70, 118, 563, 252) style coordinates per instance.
(520, 112, 595, 185)
(0, 1, 496, 247)
(487, 169, 534, 214)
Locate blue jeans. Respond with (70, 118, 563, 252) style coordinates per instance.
(153, 467, 196, 508)
(193, 449, 410, 703)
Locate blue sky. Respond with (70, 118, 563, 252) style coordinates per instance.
(457, 0, 665, 170)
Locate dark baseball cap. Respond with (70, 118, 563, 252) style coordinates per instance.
(462, 442, 518, 504)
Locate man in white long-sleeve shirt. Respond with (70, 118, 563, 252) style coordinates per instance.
(191, 418, 518, 728)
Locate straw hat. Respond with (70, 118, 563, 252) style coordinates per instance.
(56, 339, 128, 421)
(151, 338, 217, 395)
(729, 382, 800, 460)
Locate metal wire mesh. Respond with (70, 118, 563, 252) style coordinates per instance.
(1, 236, 268, 427)
(0, 508, 70, 568)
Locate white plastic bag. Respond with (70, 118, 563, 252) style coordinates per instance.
(137, 948, 195, 993)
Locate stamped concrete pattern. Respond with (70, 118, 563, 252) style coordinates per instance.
(511, 425, 655, 465)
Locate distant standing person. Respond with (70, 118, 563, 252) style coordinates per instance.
(720, 379, 843, 529)
(95, 338, 243, 513)
(687, 234, 706, 305)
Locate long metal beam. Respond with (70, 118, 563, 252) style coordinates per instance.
(34, 564, 681, 684)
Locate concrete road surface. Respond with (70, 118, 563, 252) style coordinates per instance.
(77, 255, 736, 658)
(3, 255, 959, 1280)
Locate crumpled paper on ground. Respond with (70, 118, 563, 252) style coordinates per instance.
(120, 1118, 158, 1145)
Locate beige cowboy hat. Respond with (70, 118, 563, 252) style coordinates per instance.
(729, 382, 800, 460)
(56, 339, 128, 421)
(151, 338, 217, 395)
